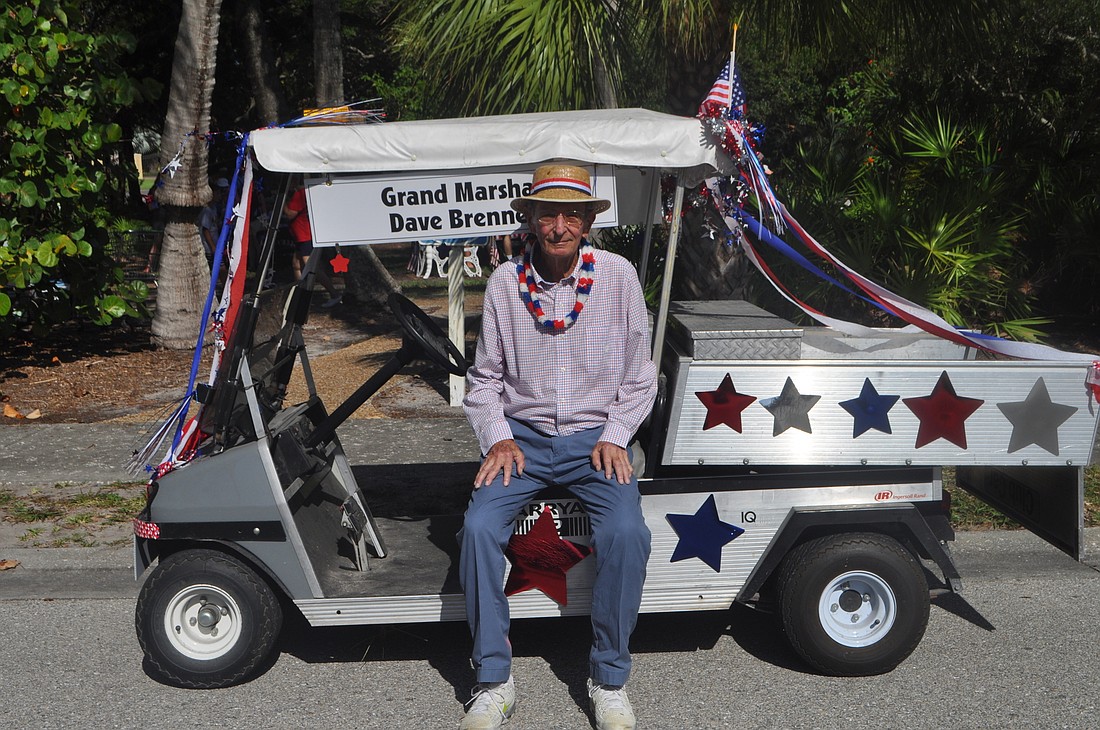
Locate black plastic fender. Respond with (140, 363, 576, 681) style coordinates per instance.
(736, 503, 962, 604)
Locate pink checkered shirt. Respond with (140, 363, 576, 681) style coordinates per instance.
(464, 247, 658, 454)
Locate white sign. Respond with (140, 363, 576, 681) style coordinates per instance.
(304, 164, 618, 246)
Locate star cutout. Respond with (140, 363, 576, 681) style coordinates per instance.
(504, 506, 591, 605)
(996, 378, 1077, 455)
(695, 373, 757, 432)
(666, 495, 744, 572)
(330, 252, 350, 273)
(903, 371, 984, 449)
(839, 378, 900, 437)
(759, 376, 821, 436)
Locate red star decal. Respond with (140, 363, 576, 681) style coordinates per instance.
(330, 252, 350, 273)
(504, 506, 591, 605)
(903, 371, 984, 449)
(695, 373, 757, 432)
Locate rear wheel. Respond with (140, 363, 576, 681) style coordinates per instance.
(776, 533, 928, 676)
(136, 549, 283, 688)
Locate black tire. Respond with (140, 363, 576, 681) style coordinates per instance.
(776, 532, 929, 676)
(135, 549, 283, 688)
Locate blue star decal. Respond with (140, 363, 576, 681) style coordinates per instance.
(666, 494, 744, 572)
(839, 378, 901, 437)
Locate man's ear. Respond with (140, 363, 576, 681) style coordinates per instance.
(581, 207, 596, 234)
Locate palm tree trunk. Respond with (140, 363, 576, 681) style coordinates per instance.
(593, 53, 618, 109)
(152, 0, 223, 349)
(313, 0, 344, 106)
(154, 208, 213, 349)
(237, 0, 289, 125)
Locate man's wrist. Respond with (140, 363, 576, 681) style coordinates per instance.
(480, 422, 515, 455)
(598, 423, 632, 449)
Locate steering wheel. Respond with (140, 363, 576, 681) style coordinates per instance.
(388, 292, 469, 376)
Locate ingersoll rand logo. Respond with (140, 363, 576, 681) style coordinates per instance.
(874, 489, 929, 502)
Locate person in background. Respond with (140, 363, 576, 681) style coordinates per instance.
(489, 232, 516, 269)
(284, 177, 342, 307)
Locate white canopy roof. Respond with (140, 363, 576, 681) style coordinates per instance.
(249, 108, 731, 183)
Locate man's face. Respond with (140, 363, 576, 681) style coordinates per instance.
(529, 201, 594, 264)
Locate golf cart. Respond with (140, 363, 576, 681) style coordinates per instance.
(132, 109, 1100, 689)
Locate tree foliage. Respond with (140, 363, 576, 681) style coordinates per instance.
(390, 0, 719, 115)
(4, 0, 1096, 342)
(0, 0, 148, 336)
(751, 0, 1100, 331)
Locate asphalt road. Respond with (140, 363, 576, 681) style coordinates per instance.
(1, 528, 1097, 730)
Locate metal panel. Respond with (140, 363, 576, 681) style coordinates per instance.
(956, 466, 1084, 559)
(664, 360, 1100, 467)
(150, 441, 322, 599)
(800, 326, 975, 360)
(667, 300, 802, 360)
(296, 476, 940, 624)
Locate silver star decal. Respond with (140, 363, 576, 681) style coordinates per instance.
(996, 378, 1077, 455)
(760, 376, 821, 436)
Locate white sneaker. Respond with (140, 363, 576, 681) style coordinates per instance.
(587, 679, 636, 730)
(460, 676, 515, 729)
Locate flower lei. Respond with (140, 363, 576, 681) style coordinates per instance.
(517, 242, 595, 330)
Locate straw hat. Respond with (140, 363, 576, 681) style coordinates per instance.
(510, 163, 611, 214)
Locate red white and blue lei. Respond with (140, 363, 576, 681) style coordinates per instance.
(517, 242, 595, 330)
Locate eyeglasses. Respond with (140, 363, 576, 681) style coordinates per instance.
(535, 208, 588, 226)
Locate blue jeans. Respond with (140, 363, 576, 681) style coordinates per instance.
(458, 418, 651, 686)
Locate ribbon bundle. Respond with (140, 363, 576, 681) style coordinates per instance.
(695, 59, 1100, 381)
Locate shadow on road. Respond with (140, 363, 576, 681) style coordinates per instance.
(931, 591, 997, 631)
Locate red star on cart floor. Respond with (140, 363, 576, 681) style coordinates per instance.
(504, 506, 591, 606)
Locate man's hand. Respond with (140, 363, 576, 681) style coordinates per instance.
(591, 441, 633, 485)
(473, 439, 526, 489)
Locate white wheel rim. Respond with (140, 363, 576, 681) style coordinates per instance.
(163, 584, 243, 661)
(817, 570, 896, 647)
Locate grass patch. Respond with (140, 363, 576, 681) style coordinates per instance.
(1, 482, 145, 547)
(9, 501, 65, 523)
(1085, 464, 1100, 526)
(946, 464, 1100, 530)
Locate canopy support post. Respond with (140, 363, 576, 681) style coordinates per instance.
(650, 181, 685, 369)
(448, 244, 465, 406)
(636, 170, 661, 287)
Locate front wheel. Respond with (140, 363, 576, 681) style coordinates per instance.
(776, 532, 929, 676)
(136, 549, 283, 688)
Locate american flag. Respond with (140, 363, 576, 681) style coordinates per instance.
(702, 60, 747, 118)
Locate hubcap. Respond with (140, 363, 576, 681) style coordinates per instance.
(163, 584, 243, 660)
(818, 570, 896, 647)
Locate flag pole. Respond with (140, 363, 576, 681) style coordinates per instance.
(729, 22, 739, 116)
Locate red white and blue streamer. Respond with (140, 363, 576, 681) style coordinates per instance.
(697, 60, 1099, 371)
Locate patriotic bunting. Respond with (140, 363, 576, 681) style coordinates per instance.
(695, 57, 1100, 379)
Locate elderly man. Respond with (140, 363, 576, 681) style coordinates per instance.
(460, 163, 657, 730)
